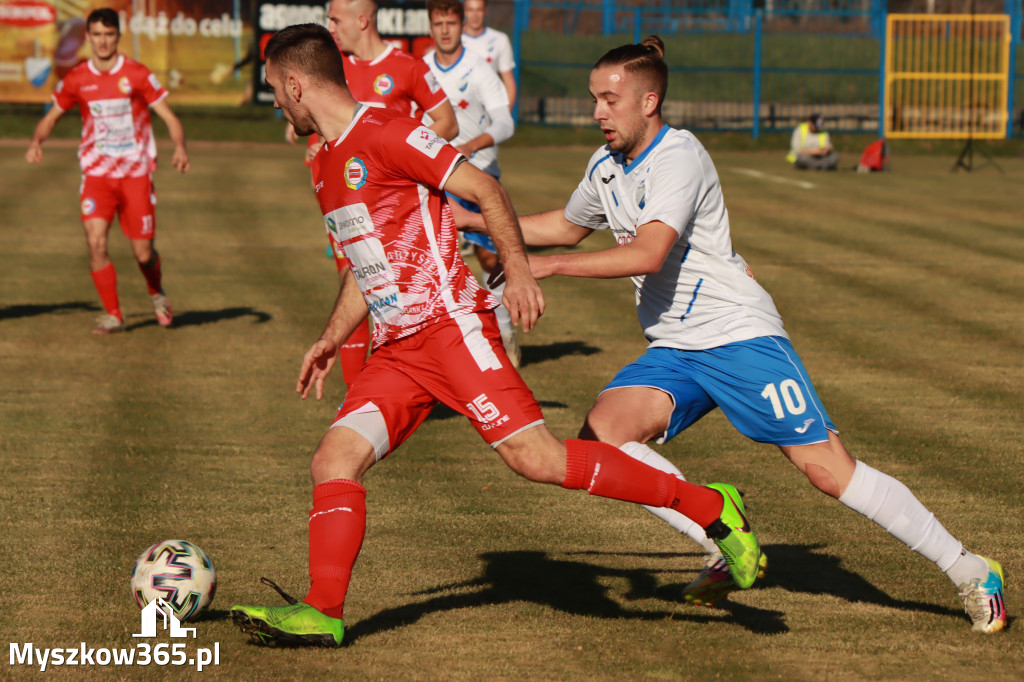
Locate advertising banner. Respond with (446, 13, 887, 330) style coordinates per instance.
(0, 0, 254, 105)
(252, 0, 427, 106)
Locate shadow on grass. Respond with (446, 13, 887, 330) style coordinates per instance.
(125, 306, 272, 331)
(0, 300, 98, 321)
(344, 549, 787, 645)
(755, 543, 964, 619)
(519, 340, 600, 369)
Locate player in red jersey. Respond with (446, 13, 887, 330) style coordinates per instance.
(229, 24, 763, 648)
(25, 8, 189, 334)
(289, 0, 460, 387)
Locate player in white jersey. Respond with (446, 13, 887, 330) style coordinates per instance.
(507, 36, 1006, 632)
(461, 0, 516, 108)
(425, 0, 520, 364)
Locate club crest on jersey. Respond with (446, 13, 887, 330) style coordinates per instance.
(345, 157, 368, 189)
(81, 198, 96, 215)
(118, 76, 132, 94)
(373, 74, 394, 95)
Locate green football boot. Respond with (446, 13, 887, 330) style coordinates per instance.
(683, 551, 769, 607)
(231, 602, 344, 647)
(701, 483, 763, 590)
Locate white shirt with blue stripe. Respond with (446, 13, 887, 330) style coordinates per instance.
(423, 48, 512, 179)
(564, 125, 788, 351)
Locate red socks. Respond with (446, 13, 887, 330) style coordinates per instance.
(562, 439, 723, 528)
(90, 263, 121, 320)
(338, 318, 371, 386)
(303, 479, 367, 619)
(138, 255, 163, 295)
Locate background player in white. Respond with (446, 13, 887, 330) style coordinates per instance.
(505, 35, 1006, 632)
(424, 0, 520, 365)
(229, 24, 762, 647)
(25, 8, 189, 334)
(462, 0, 516, 109)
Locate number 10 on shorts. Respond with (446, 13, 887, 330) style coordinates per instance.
(761, 380, 807, 419)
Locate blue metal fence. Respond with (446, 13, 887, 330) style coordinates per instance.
(486, 0, 1023, 138)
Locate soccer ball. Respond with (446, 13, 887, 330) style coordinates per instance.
(131, 540, 217, 621)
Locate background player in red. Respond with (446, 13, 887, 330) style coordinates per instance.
(25, 8, 189, 334)
(229, 23, 763, 648)
(288, 0, 460, 387)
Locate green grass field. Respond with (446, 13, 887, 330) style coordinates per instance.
(1, 139, 1022, 679)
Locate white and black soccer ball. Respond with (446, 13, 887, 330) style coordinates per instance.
(131, 540, 217, 621)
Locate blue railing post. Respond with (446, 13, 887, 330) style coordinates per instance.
(752, 9, 762, 139)
(602, 0, 615, 36)
(634, 7, 642, 44)
(1005, 0, 1020, 137)
(876, 0, 887, 139)
(513, 0, 529, 123)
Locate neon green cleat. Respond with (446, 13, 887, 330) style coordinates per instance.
(958, 556, 1006, 633)
(684, 551, 768, 607)
(231, 603, 344, 647)
(701, 483, 762, 590)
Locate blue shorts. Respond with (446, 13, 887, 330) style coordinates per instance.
(602, 336, 835, 447)
(448, 193, 496, 253)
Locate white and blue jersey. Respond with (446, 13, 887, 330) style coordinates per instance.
(568, 126, 833, 446)
(423, 48, 512, 179)
(565, 125, 786, 351)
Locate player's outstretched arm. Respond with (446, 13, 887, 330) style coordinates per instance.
(530, 220, 678, 281)
(444, 162, 544, 331)
(297, 267, 369, 400)
(151, 100, 190, 173)
(518, 210, 591, 247)
(25, 105, 64, 164)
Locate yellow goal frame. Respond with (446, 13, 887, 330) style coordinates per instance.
(885, 14, 1011, 140)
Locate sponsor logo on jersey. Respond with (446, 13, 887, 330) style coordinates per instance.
(118, 76, 132, 94)
(406, 126, 444, 159)
(324, 204, 373, 242)
(344, 157, 368, 190)
(81, 198, 96, 215)
(424, 71, 442, 94)
(147, 74, 162, 92)
(601, 174, 615, 184)
(635, 179, 646, 209)
(373, 74, 394, 95)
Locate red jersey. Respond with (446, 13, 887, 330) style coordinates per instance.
(312, 105, 496, 348)
(53, 56, 167, 179)
(342, 45, 447, 118)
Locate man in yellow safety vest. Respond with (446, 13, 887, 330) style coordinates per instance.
(787, 113, 839, 170)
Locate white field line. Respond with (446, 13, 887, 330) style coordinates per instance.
(728, 167, 816, 190)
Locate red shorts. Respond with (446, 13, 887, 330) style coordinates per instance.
(332, 311, 544, 453)
(80, 174, 156, 239)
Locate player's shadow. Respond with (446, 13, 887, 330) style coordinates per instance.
(520, 340, 600, 369)
(343, 549, 787, 645)
(125, 306, 272, 331)
(590, 543, 964, 622)
(427, 400, 569, 422)
(752, 543, 966, 619)
(0, 300, 98, 321)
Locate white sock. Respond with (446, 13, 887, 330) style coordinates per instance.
(838, 460, 985, 585)
(483, 276, 513, 337)
(620, 441, 720, 555)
